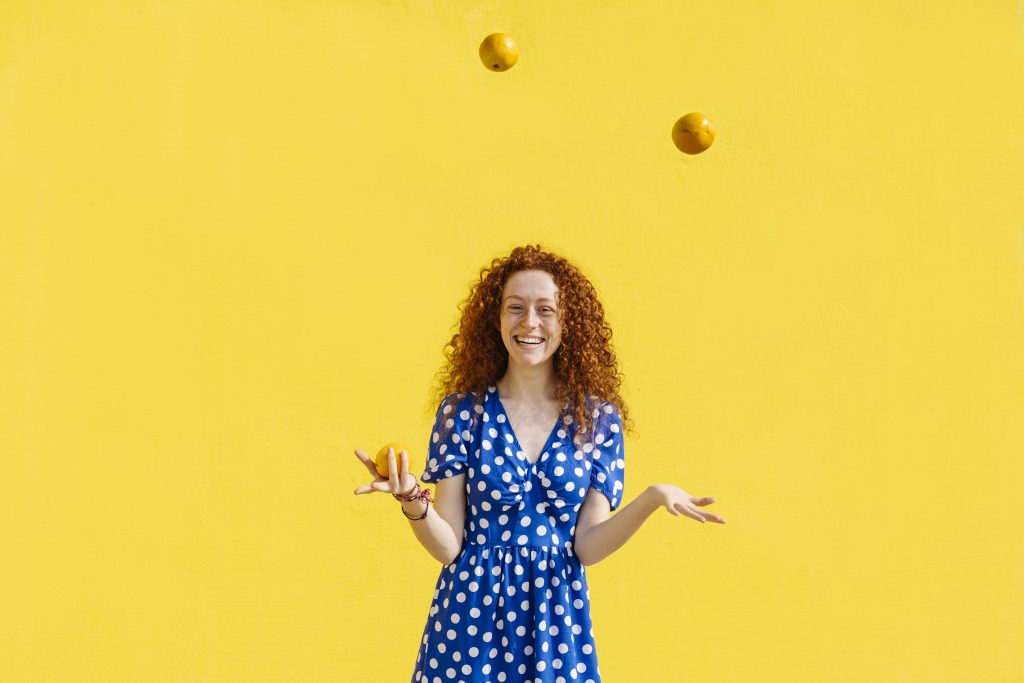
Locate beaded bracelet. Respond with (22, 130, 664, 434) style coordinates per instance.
(393, 480, 434, 521)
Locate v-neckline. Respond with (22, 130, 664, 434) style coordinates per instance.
(491, 387, 564, 466)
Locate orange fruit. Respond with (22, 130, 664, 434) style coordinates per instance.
(671, 113, 716, 154)
(479, 33, 519, 72)
(374, 442, 413, 479)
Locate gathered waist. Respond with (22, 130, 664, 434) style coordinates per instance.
(461, 541, 576, 558)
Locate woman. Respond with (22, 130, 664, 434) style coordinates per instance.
(354, 244, 725, 682)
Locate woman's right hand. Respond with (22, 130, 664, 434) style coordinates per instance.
(353, 447, 418, 497)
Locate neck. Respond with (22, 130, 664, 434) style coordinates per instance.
(497, 362, 557, 402)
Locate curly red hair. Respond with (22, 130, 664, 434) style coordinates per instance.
(433, 244, 630, 436)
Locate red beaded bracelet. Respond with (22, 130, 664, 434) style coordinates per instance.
(393, 480, 434, 521)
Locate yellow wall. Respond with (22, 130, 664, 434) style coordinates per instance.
(2, 1, 1022, 681)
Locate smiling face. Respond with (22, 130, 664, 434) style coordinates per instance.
(498, 269, 563, 369)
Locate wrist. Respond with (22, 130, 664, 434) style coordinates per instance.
(394, 480, 434, 515)
(392, 476, 422, 501)
(641, 485, 665, 512)
(397, 475, 419, 497)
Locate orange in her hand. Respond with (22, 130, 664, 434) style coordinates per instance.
(374, 443, 414, 479)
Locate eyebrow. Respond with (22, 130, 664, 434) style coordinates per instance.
(504, 295, 557, 304)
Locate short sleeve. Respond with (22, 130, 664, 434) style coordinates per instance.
(588, 402, 626, 510)
(420, 393, 473, 483)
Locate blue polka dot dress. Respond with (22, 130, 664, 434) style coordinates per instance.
(412, 386, 626, 683)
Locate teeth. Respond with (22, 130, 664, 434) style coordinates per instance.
(515, 336, 543, 345)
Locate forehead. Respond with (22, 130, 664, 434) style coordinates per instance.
(502, 269, 559, 301)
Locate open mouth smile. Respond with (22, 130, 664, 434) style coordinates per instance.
(514, 335, 544, 347)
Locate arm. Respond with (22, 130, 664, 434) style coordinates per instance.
(573, 484, 727, 566)
(399, 474, 466, 565)
(573, 487, 660, 567)
(353, 448, 466, 565)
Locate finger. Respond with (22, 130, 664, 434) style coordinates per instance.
(399, 451, 418, 492)
(354, 481, 389, 495)
(674, 503, 706, 523)
(387, 448, 400, 491)
(700, 508, 726, 523)
(354, 449, 384, 479)
(689, 498, 726, 523)
(695, 509, 725, 523)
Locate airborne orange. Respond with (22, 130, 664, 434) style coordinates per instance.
(672, 112, 716, 154)
(479, 33, 519, 72)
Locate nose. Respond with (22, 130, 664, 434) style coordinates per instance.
(524, 307, 539, 328)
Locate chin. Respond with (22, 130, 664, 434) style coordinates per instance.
(513, 354, 553, 367)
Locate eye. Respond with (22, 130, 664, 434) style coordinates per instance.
(540, 307, 554, 315)
(508, 304, 523, 312)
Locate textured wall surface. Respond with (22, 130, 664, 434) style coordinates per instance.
(2, 1, 1023, 681)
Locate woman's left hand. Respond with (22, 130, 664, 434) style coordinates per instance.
(647, 484, 726, 524)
